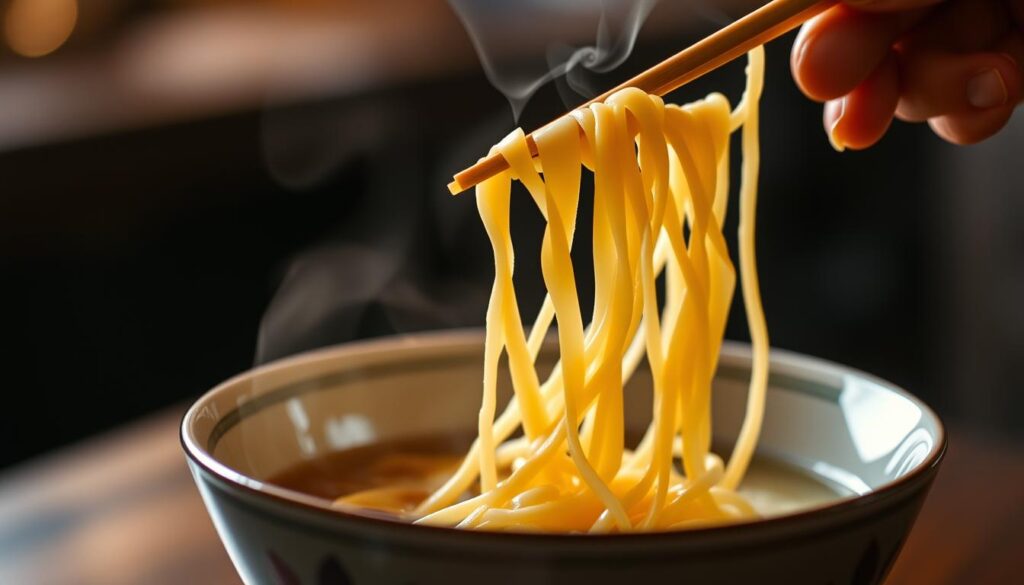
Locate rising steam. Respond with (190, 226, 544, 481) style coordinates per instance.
(449, 0, 659, 120)
(255, 0, 740, 366)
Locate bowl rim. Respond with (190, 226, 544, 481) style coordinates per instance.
(181, 328, 947, 545)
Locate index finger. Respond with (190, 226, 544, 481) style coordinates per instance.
(791, 6, 917, 101)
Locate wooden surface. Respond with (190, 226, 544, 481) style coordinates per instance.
(0, 409, 1020, 585)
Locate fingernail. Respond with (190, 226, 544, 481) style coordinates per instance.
(967, 69, 1008, 109)
(828, 98, 846, 152)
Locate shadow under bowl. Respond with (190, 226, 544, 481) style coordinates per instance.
(182, 330, 945, 585)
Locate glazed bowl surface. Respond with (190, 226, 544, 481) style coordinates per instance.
(182, 330, 945, 585)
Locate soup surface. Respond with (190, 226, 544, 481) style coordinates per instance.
(268, 435, 847, 525)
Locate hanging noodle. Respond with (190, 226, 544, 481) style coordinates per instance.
(341, 48, 768, 533)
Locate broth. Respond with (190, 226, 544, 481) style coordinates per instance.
(268, 435, 846, 524)
(269, 436, 464, 517)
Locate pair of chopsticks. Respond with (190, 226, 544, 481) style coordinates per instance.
(448, 0, 837, 195)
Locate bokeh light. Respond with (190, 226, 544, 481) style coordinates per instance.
(5, 0, 78, 58)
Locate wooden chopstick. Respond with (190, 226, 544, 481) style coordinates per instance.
(448, 0, 837, 195)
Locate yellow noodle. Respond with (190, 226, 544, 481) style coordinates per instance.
(365, 48, 770, 532)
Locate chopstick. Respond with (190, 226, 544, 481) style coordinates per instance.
(448, 0, 837, 195)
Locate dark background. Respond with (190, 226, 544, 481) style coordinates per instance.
(0, 0, 1022, 470)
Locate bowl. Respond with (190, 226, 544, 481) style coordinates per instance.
(181, 330, 945, 585)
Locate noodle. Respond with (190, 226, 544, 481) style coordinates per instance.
(343, 48, 769, 533)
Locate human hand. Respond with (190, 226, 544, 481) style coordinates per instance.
(791, 0, 1023, 149)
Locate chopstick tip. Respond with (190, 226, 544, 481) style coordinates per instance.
(447, 179, 464, 196)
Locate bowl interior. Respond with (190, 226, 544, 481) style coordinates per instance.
(184, 331, 942, 513)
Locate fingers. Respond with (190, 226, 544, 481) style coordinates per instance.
(797, 0, 1024, 148)
(910, 48, 1021, 145)
(928, 104, 1017, 145)
(824, 52, 901, 150)
(896, 52, 1023, 121)
(792, 5, 924, 102)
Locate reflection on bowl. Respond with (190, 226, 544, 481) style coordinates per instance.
(181, 330, 945, 585)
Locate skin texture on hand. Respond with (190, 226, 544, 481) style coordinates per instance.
(791, 0, 1024, 148)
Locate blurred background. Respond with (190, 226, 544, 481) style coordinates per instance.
(0, 0, 1021, 474)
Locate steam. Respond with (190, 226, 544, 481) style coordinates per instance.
(256, 243, 489, 364)
(256, 0, 697, 365)
(449, 0, 659, 120)
(256, 245, 398, 363)
(685, 1, 733, 27)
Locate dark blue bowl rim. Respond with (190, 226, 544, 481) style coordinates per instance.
(181, 329, 947, 547)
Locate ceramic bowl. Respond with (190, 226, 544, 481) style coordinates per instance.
(182, 330, 945, 585)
